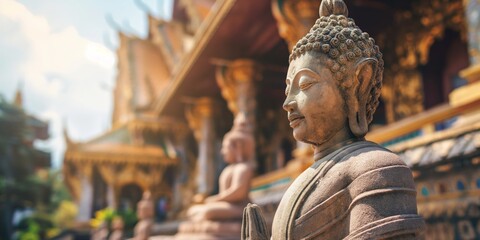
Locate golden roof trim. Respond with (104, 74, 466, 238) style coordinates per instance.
(153, 0, 237, 115)
(127, 117, 188, 132)
(388, 121, 480, 152)
(64, 150, 177, 165)
(459, 63, 480, 83)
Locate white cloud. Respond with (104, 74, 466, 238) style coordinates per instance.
(85, 42, 116, 69)
(0, 0, 117, 167)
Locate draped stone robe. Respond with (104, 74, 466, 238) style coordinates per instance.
(271, 141, 424, 239)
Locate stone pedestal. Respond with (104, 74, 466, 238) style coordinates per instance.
(175, 221, 241, 240)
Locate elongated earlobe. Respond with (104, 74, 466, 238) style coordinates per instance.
(235, 142, 243, 163)
(347, 58, 377, 137)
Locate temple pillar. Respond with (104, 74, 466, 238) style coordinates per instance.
(107, 184, 116, 209)
(271, 0, 320, 51)
(168, 122, 191, 217)
(215, 59, 261, 128)
(185, 98, 217, 197)
(76, 163, 93, 221)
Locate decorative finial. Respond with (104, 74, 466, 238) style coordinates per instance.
(319, 0, 348, 17)
(14, 81, 23, 108)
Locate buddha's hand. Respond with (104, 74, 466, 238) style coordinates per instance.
(192, 193, 207, 204)
(241, 203, 270, 240)
(204, 195, 218, 203)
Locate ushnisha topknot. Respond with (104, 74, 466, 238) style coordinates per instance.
(289, 0, 384, 125)
(319, 0, 349, 18)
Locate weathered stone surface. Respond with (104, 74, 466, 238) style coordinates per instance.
(242, 0, 425, 239)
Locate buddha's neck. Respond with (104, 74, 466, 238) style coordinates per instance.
(313, 132, 363, 161)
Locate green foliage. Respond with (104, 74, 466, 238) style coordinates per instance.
(11, 171, 75, 239)
(91, 207, 138, 232)
(0, 96, 75, 239)
(17, 219, 40, 240)
(52, 200, 77, 229)
(0, 97, 43, 239)
(117, 208, 137, 229)
(15, 214, 53, 240)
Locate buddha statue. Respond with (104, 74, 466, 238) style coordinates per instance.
(176, 114, 255, 239)
(134, 191, 154, 240)
(241, 0, 425, 239)
(108, 217, 124, 240)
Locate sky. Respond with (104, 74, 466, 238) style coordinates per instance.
(0, 0, 173, 168)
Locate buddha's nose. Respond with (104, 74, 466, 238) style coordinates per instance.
(283, 97, 295, 112)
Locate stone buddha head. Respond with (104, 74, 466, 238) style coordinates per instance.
(221, 113, 255, 164)
(283, 0, 384, 147)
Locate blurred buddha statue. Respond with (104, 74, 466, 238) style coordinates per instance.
(108, 217, 124, 240)
(241, 0, 424, 239)
(134, 191, 154, 240)
(91, 222, 108, 240)
(176, 114, 255, 240)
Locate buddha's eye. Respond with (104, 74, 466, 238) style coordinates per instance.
(299, 77, 315, 91)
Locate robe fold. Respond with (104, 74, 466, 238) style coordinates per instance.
(271, 141, 424, 240)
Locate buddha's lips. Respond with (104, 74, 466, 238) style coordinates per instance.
(288, 114, 305, 128)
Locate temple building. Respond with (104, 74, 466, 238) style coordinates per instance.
(63, 0, 480, 238)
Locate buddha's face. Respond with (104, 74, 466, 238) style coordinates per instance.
(283, 53, 348, 145)
(221, 137, 236, 163)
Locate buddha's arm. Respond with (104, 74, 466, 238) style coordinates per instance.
(207, 164, 252, 203)
(347, 162, 424, 239)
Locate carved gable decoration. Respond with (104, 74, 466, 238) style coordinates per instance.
(112, 33, 173, 125)
(148, 15, 193, 70)
(176, 0, 217, 34)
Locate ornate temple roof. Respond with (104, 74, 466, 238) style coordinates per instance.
(152, 0, 288, 118)
(63, 117, 184, 166)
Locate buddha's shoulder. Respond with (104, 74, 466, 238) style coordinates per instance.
(231, 162, 255, 172)
(333, 142, 407, 181)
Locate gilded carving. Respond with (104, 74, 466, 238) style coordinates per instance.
(178, 0, 203, 33)
(271, 0, 320, 51)
(215, 59, 261, 125)
(63, 162, 82, 201)
(185, 97, 214, 141)
(97, 164, 116, 187)
(379, 0, 466, 122)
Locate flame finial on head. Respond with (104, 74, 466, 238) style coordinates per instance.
(319, 0, 348, 17)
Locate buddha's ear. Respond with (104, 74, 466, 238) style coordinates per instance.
(235, 141, 243, 163)
(347, 58, 377, 137)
